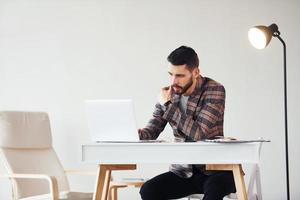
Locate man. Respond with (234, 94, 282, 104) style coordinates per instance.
(138, 46, 236, 200)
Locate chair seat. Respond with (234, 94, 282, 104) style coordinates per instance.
(187, 193, 237, 199)
(20, 191, 93, 200)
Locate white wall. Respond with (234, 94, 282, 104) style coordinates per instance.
(0, 0, 299, 199)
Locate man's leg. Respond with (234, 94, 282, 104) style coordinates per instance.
(140, 171, 200, 200)
(201, 171, 236, 200)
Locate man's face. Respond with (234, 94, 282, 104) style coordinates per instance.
(168, 64, 199, 95)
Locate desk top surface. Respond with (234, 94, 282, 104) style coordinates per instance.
(81, 141, 266, 164)
(82, 140, 268, 148)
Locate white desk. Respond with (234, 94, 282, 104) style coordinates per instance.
(81, 142, 263, 200)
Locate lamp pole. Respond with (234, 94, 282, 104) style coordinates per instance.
(249, 24, 290, 200)
(274, 34, 290, 200)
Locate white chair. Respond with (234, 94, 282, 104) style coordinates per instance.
(0, 111, 94, 200)
(0, 111, 141, 200)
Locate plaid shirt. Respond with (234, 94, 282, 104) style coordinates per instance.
(139, 76, 226, 178)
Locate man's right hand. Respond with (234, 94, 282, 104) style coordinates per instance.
(160, 86, 172, 105)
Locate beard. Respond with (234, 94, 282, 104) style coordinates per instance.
(172, 77, 194, 95)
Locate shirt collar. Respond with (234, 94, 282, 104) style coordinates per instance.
(189, 76, 204, 97)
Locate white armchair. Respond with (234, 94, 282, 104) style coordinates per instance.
(0, 111, 142, 200)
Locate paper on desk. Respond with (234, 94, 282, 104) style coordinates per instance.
(202, 138, 270, 143)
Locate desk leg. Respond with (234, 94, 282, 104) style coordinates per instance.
(93, 164, 110, 200)
(104, 168, 112, 200)
(232, 164, 248, 200)
(255, 165, 263, 200)
(93, 164, 137, 200)
(206, 164, 248, 200)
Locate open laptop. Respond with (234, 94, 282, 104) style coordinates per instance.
(85, 99, 163, 143)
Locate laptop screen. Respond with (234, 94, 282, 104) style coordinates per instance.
(85, 99, 139, 142)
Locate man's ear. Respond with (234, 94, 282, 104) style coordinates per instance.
(193, 68, 200, 78)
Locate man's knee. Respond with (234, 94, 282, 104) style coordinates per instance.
(140, 172, 184, 199)
(139, 180, 160, 200)
(139, 182, 148, 198)
(203, 172, 236, 200)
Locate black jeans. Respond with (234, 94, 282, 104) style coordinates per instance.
(140, 169, 236, 200)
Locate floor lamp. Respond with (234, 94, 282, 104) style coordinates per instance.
(248, 23, 290, 200)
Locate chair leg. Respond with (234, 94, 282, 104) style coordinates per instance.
(109, 185, 127, 200)
(112, 187, 117, 200)
(108, 186, 116, 200)
(108, 187, 112, 200)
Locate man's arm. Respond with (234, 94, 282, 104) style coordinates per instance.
(162, 85, 225, 141)
(138, 103, 168, 140)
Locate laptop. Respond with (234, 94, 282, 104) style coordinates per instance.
(85, 99, 163, 143)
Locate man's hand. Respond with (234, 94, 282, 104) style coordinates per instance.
(160, 86, 172, 105)
(138, 128, 145, 140)
(138, 128, 143, 134)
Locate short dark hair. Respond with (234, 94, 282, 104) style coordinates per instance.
(167, 46, 199, 69)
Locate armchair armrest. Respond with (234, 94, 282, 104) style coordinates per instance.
(0, 173, 59, 200)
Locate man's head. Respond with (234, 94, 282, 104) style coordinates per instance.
(167, 46, 200, 95)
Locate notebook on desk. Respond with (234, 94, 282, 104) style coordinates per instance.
(85, 99, 163, 143)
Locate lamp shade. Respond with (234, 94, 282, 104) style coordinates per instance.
(248, 24, 279, 49)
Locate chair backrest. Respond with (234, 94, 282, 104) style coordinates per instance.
(0, 111, 69, 199)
